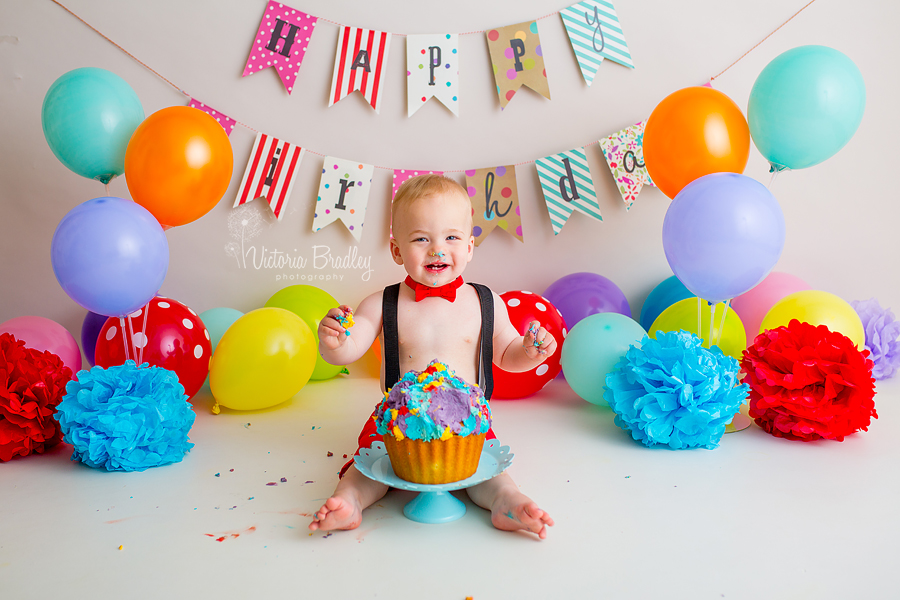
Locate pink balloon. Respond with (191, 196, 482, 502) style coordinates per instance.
(730, 272, 811, 340)
(0, 315, 83, 374)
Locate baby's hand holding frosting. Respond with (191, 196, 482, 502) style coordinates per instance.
(523, 320, 557, 359)
(319, 305, 353, 350)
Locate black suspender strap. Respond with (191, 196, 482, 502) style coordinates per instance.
(382, 283, 402, 391)
(381, 281, 494, 399)
(469, 283, 495, 401)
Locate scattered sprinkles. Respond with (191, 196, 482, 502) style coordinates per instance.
(327, 451, 333, 457)
(280, 477, 287, 483)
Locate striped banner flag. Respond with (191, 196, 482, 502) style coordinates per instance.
(560, 0, 634, 86)
(233, 132, 305, 221)
(535, 147, 602, 235)
(329, 26, 392, 113)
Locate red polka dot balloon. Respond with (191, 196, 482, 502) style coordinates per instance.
(95, 296, 211, 399)
(492, 291, 567, 399)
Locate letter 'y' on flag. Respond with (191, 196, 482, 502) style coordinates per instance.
(486, 21, 550, 110)
(313, 157, 375, 242)
(535, 147, 602, 235)
(407, 34, 460, 117)
(234, 132, 305, 221)
(560, 0, 634, 86)
(329, 27, 393, 113)
(242, 1, 318, 94)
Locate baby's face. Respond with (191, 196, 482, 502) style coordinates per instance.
(390, 191, 474, 286)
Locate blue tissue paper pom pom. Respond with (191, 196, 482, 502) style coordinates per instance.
(54, 360, 196, 471)
(604, 331, 749, 449)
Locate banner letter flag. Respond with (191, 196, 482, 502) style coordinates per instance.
(242, 1, 318, 94)
(560, 0, 634, 86)
(486, 21, 550, 110)
(329, 26, 393, 113)
(464, 166, 523, 246)
(313, 157, 375, 241)
(234, 132, 305, 221)
(189, 99, 236, 136)
(535, 147, 602, 235)
(599, 121, 655, 209)
(407, 34, 460, 117)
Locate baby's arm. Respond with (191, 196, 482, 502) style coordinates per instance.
(491, 291, 558, 373)
(318, 290, 383, 366)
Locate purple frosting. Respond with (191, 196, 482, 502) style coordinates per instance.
(426, 386, 476, 432)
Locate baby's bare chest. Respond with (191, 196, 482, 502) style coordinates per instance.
(394, 294, 484, 381)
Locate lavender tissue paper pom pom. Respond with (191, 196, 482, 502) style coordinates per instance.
(604, 331, 749, 449)
(851, 298, 900, 379)
(54, 361, 195, 471)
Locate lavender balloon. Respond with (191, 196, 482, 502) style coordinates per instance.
(662, 173, 785, 304)
(543, 272, 630, 332)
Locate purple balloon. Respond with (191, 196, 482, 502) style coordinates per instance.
(80, 311, 108, 367)
(662, 173, 785, 304)
(51, 197, 169, 317)
(543, 272, 631, 332)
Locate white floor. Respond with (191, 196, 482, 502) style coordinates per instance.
(2, 373, 897, 600)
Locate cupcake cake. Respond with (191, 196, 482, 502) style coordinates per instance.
(374, 360, 491, 484)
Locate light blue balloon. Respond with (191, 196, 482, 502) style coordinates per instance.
(748, 45, 865, 171)
(41, 68, 144, 184)
(662, 173, 785, 304)
(51, 197, 168, 317)
(561, 313, 646, 406)
(639, 276, 695, 331)
(199, 307, 244, 353)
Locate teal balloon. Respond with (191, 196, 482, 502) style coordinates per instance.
(639, 276, 695, 331)
(561, 313, 646, 406)
(200, 307, 244, 353)
(748, 45, 865, 171)
(42, 68, 144, 184)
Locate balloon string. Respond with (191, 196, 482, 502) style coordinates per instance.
(697, 296, 702, 341)
(126, 315, 138, 366)
(717, 300, 731, 346)
(708, 302, 717, 350)
(104, 182, 110, 196)
(119, 317, 131, 363)
(138, 301, 150, 366)
(767, 169, 779, 189)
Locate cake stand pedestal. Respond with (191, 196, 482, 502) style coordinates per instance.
(354, 439, 514, 524)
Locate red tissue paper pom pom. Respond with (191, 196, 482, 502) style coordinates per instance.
(0, 332, 74, 461)
(740, 319, 876, 442)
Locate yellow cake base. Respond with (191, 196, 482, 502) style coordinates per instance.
(384, 433, 486, 485)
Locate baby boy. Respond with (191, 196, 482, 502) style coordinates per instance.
(309, 174, 556, 539)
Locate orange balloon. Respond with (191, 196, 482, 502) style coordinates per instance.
(643, 87, 750, 199)
(125, 106, 233, 227)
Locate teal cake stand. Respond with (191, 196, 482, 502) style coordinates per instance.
(354, 439, 514, 524)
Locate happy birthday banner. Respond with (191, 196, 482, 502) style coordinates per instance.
(48, 0, 819, 243)
(243, 0, 634, 114)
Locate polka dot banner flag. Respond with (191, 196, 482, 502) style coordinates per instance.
(389, 169, 444, 238)
(535, 147, 603, 235)
(189, 99, 236, 136)
(485, 20, 551, 110)
(559, 0, 634, 87)
(406, 34, 460, 117)
(313, 157, 375, 242)
(464, 166, 524, 246)
(241, 1, 318, 95)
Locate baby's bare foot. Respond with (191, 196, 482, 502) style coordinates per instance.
(309, 495, 362, 532)
(491, 489, 554, 540)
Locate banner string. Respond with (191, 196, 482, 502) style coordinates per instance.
(48, 0, 816, 172)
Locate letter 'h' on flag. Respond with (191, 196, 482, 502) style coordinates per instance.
(234, 132, 305, 221)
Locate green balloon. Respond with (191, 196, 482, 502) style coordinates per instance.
(561, 313, 646, 406)
(265, 285, 345, 380)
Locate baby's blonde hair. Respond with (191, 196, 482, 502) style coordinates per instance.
(391, 174, 470, 232)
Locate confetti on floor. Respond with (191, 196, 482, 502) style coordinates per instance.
(327, 451, 333, 457)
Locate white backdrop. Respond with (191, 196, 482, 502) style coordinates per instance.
(2, 0, 897, 356)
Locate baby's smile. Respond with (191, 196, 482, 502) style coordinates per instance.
(425, 262, 449, 274)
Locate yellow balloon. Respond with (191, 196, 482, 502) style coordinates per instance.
(649, 297, 747, 360)
(209, 307, 316, 410)
(759, 290, 864, 348)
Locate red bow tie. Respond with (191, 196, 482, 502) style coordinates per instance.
(404, 276, 464, 302)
